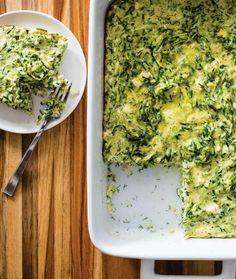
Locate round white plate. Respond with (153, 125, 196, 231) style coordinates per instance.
(0, 10, 86, 134)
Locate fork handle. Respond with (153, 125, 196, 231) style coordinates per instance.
(2, 120, 48, 197)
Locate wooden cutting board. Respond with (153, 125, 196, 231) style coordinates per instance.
(0, 0, 222, 278)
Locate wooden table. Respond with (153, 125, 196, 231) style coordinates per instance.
(0, 1, 222, 278)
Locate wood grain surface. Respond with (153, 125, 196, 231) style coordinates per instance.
(0, 1, 223, 278)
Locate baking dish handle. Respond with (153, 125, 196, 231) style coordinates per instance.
(141, 260, 236, 279)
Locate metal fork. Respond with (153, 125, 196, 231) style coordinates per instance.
(2, 83, 72, 197)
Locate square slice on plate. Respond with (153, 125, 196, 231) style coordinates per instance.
(0, 25, 68, 113)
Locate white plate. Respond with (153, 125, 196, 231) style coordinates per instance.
(0, 10, 86, 134)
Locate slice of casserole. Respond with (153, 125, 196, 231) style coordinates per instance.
(0, 25, 67, 113)
(179, 159, 236, 238)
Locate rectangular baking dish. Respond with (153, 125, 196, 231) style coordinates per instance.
(87, 0, 236, 277)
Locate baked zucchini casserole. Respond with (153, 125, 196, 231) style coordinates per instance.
(103, 0, 236, 238)
(0, 25, 68, 118)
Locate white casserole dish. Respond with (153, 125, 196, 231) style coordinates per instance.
(87, 0, 236, 278)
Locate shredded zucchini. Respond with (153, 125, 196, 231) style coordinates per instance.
(0, 25, 68, 118)
(104, 0, 236, 238)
